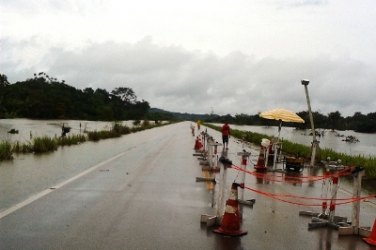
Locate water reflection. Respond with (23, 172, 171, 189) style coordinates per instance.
(318, 229, 333, 250)
(308, 167, 321, 187)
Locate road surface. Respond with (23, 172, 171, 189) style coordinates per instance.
(0, 122, 375, 250)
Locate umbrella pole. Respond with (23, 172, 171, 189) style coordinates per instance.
(273, 120, 282, 169)
(302, 80, 318, 167)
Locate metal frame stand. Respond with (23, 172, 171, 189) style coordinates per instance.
(338, 168, 372, 237)
(199, 149, 228, 227)
(300, 167, 372, 238)
(299, 168, 348, 229)
(236, 150, 255, 209)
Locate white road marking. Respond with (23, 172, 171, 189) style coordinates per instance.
(0, 151, 127, 220)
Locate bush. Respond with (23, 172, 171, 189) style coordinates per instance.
(112, 123, 131, 135)
(133, 120, 141, 126)
(142, 120, 150, 127)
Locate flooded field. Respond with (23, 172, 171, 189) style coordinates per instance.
(229, 124, 376, 157)
(0, 119, 135, 143)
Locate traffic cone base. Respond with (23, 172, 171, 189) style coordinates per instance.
(254, 165, 267, 172)
(363, 219, 376, 246)
(213, 227, 248, 236)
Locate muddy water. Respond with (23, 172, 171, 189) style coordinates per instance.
(0, 119, 134, 211)
(0, 122, 375, 250)
(0, 119, 134, 143)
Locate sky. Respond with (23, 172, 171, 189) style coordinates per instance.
(1, 0, 375, 116)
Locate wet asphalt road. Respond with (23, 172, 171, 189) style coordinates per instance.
(1, 122, 376, 250)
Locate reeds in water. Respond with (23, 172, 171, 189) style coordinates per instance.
(0, 141, 13, 160)
(12, 141, 33, 153)
(1, 121, 172, 160)
(33, 136, 58, 153)
(87, 123, 133, 141)
(58, 134, 86, 146)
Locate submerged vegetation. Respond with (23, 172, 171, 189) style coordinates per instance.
(206, 124, 376, 178)
(0, 141, 12, 160)
(33, 136, 58, 153)
(0, 121, 171, 161)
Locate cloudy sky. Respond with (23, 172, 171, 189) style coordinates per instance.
(1, 0, 375, 116)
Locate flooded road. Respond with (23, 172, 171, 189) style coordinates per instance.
(0, 122, 375, 249)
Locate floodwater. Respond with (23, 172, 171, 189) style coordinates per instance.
(2, 119, 375, 157)
(0, 118, 135, 143)
(0, 121, 375, 250)
(0, 118, 138, 211)
(228, 124, 376, 157)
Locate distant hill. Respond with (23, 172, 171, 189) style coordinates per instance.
(150, 108, 214, 121)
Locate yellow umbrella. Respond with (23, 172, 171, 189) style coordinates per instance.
(259, 108, 304, 123)
(259, 108, 305, 169)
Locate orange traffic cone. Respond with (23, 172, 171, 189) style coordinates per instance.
(213, 183, 247, 236)
(254, 148, 266, 172)
(363, 219, 376, 246)
(194, 136, 203, 151)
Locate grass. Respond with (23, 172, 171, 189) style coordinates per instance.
(32, 136, 58, 153)
(206, 123, 376, 178)
(57, 134, 86, 146)
(12, 141, 33, 153)
(87, 122, 130, 141)
(87, 130, 121, 141)
(0, 141, 13, 160)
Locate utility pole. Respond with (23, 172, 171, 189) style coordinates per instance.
(301, 79, 319, 167)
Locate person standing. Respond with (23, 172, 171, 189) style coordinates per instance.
(190, 123, 195, 136)
(221, 122, 230, 149)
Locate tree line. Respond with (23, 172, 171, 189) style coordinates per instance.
(1, 72, 374, 132)
(0, 73, 153, 121)
(203, 110, 376, 133)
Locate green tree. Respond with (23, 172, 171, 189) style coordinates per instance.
(111, 87, 137, 104)
(0, 74, 10, 87)
(327, 111, 343, 130)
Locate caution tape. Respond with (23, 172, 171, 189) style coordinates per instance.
(228, 164, 376, 206)
(231, 165, 326, 183)
(242, 185, 375, 207)
(231, 164, 352, 184)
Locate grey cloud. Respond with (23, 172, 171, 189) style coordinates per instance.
(0, 0, 102, 14)
(270, 0, 328, 9)
(1, 37, 374, 116)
